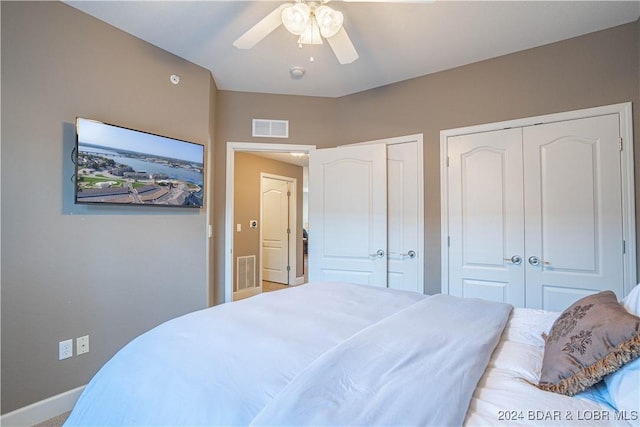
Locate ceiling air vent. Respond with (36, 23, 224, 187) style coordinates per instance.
(253, 119, 289, 138)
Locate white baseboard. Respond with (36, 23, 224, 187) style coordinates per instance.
(1, 385, 85, 427)
(295, 276, 305, 286)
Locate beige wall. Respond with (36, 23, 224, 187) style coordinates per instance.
(215, 20, 640, 297)
(234, 153, 304, 291)
(1, 1, 214, 413)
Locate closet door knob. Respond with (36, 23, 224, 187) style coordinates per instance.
(504, 255, 522, 265)
(370, 249, 385, 258)
(528, 256, 551, 266)
(400, 250, 416, 259)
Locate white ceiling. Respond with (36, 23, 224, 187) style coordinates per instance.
(65, 0, 639, 98)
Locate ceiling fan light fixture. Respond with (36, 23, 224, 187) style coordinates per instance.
(282, 2, 310, 36)
(235, 0, 358, 65)
(315, 5, 343, 38)
(297, 17, 323, 45)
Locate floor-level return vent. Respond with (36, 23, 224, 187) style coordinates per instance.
(236, 255, 257, 292)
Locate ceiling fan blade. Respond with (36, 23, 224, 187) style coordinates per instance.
(233, 5, 288, 50)
(326, 27, 359, 64)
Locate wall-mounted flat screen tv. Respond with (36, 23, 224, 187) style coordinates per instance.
(75, 117, 205, 208)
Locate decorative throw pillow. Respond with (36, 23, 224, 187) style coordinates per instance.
(538, 290, 640, 396)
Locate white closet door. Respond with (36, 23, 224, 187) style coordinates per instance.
(387, 142, 420, 292)
(523, 114, 624, 311)
(309, 144, 387, 287)
(447, 128, 526, 306)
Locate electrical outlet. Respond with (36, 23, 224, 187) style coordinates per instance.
(59, 339, 73, 360)
(76, 335, 89, 355)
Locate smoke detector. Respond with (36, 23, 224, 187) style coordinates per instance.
(289, 66, 305, 80)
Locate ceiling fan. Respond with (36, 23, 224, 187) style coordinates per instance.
(233, 0, 359, 65)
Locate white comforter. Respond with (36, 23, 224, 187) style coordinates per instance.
(251, 294, 511, 426)
(64, 282, 511, 426)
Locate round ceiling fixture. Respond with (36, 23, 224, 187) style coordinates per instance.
(170, 74, 181, 85)
(289, 66, 305, 80)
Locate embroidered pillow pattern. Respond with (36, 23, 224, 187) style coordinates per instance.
(546, 302, 594, 344)
(562, 330, 592, 355)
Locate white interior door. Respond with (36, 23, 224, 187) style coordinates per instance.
(387, 142, 421, 292)
(523, 114, 624, 311)
(447, 128, 526, 306)
(261, 175, 291, 285)
(309, 144, 387, 287)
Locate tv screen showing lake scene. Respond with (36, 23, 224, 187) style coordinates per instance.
(75, 118, 205, 208)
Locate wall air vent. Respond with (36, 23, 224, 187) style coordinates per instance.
(252, 119, 289, 138)
(236, 255, 256, 292)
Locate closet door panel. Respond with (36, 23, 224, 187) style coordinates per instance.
(387, 141, 421, 293)
(309, 145, 388, 287)
(523, 114, 624, 311)
(447, 128, 525, 306)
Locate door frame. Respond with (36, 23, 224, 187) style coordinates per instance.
(225, 142, 316, 303)
(348, 134, 425, 292)
(260, 172, 297, 286)
(440, 102, 636, 297)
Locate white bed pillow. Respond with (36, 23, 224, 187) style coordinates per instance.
(602, 284, 640, 414)
(621, 283, 640, 315)
(603, 358, 639, 413)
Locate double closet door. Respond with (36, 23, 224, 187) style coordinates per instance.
(308, 137, 423, 293)
(446, 113, 626, 311)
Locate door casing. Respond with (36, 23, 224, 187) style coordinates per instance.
(225, 142, 316, 303)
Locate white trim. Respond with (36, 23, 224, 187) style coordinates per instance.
(295, 276, 306, 285)
(440, 129, 450, 295)
(206, 135, 214, 306)
(440, 102, 636, 297)
(347, 134, 426, 293)
(619, 103, 637, 295)
(0, 385, 85, 427)
(260, 173, 297, 286)
(225, 142, 316, 303)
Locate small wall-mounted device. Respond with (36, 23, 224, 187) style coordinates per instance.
(250, 220, 258, 228)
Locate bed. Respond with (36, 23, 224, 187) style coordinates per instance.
(64, 281, 640, 426)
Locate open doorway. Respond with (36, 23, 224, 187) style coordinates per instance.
(225, 142, 315, 302)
